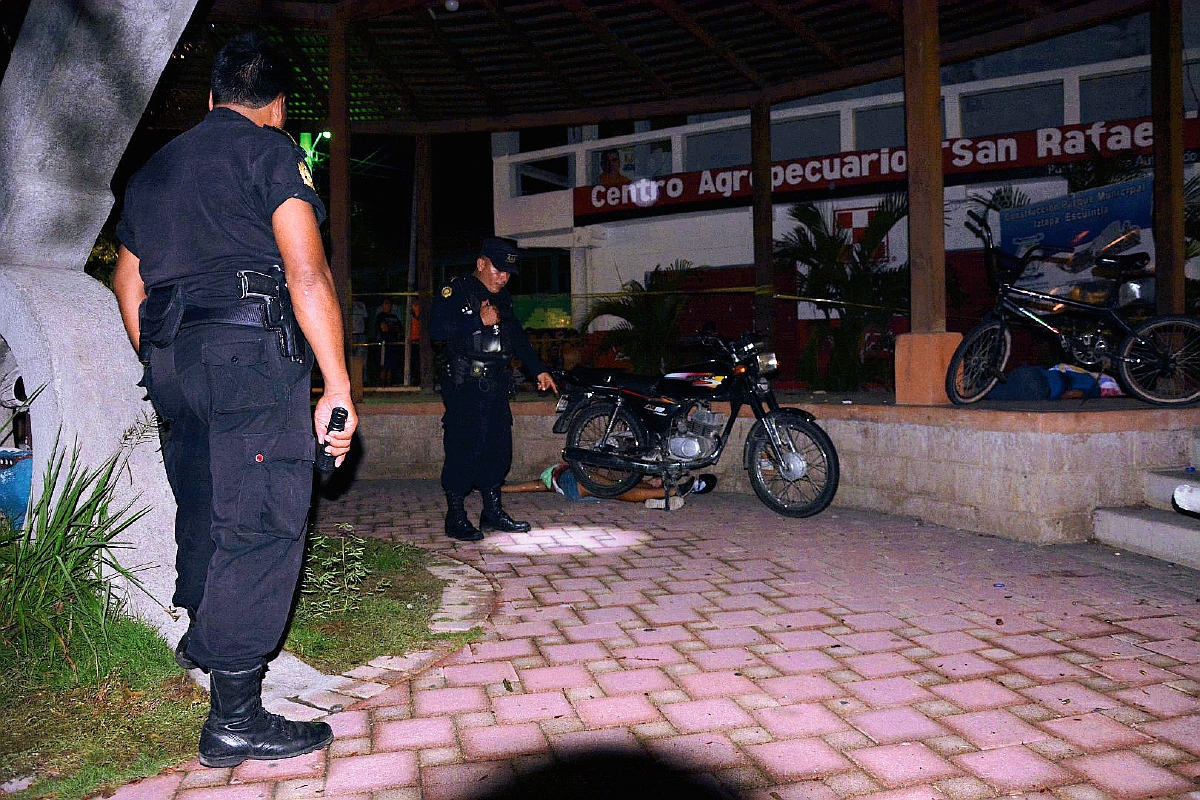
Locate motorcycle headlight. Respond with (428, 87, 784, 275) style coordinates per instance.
(756, 351, 778, 375)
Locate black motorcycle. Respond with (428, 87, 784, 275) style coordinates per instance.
(553, 331, 839, 518)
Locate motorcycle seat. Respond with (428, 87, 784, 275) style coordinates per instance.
(568, 365, 659, 396)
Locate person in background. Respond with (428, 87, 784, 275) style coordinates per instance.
(375, 297, 402, 386)
(504, 463, 717, 510)
(430, 237, 557, 541)
(599, 148, 631, 187)
(112, 31, 356, 769)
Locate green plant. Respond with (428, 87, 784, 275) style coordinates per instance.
(0, 432, 148, 679)
(581, 259, 698, 374)
(286, 532, 477, 674)
(295, 524, 379, 618)
(967, 185, 1031, 215)
(773, 194, 909, 390)
(1060, 139, 1143, 193)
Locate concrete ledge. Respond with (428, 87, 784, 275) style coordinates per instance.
(352, 399, 1200, 545)
(1093, 506, 1200, 572)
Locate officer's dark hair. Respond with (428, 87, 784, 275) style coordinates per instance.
(211, 31, 291, 108)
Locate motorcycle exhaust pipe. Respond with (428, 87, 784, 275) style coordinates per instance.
(562, 446, 660, 471)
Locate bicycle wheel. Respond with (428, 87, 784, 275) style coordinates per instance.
(945, 319, 1012, 404)
(1116, 315, 1200, 405)
(565, 402, 649, 497)
(746, 412, 839, 518)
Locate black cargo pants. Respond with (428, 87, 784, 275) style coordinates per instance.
(440, 372, 513, 495)
(147, 324, 314, 672)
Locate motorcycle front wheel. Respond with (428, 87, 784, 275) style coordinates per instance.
(746, 414, 839, 518)
(946, 319, 1011, 404)
(565, 402, 649, 498)
(1116, 315, 1200, 405)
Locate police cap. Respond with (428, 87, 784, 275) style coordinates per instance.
(480, 237, 521, 274)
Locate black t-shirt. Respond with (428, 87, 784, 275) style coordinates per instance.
(376, 310, 402, 342)
(116, 107, 326, 307)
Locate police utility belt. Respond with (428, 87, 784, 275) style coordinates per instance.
(138, 267, 306, 364)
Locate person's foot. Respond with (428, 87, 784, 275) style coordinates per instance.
(678, 474, 718, 496)
(445, 492, 485, 541)
(644, 496, 684, 510)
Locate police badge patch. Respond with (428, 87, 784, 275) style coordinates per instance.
(441, 286, 453, 298)
(298, 160, 315, 190)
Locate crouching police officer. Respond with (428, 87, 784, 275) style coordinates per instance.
(431, 237, 558, 541)
(113, 32, 357, 768)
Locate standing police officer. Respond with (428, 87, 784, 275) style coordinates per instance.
(113, 32, 357, 768)
(431, 237, 557, 541)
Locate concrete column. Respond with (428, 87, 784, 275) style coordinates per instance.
(0, 0, 198, 635)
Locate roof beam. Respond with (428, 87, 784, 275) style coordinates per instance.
(648, 0, 765, 88)
(412, 6, 507, 115)
(559, 0, 674, 99)
(1001, 0, 1048, 16)
(746, 0, 847, 70)
(939, 0, 1151, 65)
(862, 0, 902, 24)
(348, 23, 424, 120)
(206, 0, 332, 25)
(354, 0, 1151, 134)
(478, 0, 590, 109)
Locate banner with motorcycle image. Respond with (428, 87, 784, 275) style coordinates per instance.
(998, 176, 1154, 304)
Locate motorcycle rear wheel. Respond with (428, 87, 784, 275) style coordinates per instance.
(747, 414, 839, 518)
(1116, 315, 1200, 405)
(946, 319, 1011, 404)
(565, 402, 649, 498)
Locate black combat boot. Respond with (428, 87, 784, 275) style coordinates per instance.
(175, 628, 207, 673)
(480, 486, 531, 533)
(198, 665, 333, 768)
(445, 492, 484, 541)
(175, 611, 208, 673)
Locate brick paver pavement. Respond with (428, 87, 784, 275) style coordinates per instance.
(109, 480, 1200, 800)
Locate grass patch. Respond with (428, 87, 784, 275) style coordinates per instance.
(285, 531, 479, 674)
(0, 516, 477, 799)
(0, 615, 208, 800)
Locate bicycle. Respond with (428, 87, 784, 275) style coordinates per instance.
(946, 209, 1200, 405)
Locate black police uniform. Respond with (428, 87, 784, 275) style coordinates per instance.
(116, 107, 324, 673)
(430, 267, 547, 536)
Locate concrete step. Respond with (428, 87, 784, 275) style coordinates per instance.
(1144, 468, 1200, 511)
(1093, 505, 1200, 572)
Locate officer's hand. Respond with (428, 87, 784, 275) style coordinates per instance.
(315, 394, 358, 467)
(536, 372, 558, 394)
(479, 300, 500, 327)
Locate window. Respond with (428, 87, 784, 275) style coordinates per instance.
(772, 114, 840, 159)
(684, 127, 750, 171)
(598, 120, 636, 139)
(514, 154, 574, 196)
(519, 126, 568, 152)
(961, 82, 1063, 137)
(591, 140, 672, 184)
(855, 104, 905, 150)
(1081, 70, 1150, 122)
(508, 249, 571, 295)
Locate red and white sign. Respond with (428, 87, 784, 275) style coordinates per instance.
(573, 116, 1200, 223)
